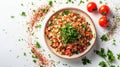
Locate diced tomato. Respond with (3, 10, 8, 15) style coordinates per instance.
(65, 49, 72, 56)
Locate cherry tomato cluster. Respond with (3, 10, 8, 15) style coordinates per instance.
(87, 2, 110, 27)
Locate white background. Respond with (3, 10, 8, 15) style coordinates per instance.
(0, 0, 120, 67)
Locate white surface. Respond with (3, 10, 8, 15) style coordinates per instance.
(0, 0, 120, 67)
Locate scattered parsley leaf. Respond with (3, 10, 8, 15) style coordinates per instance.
(33, 59, 36, 63)
(107, 49, 115, 62)
(117, 53, 120, 60)
(10, 16, 15, 18)
(101, 34, 108, 41)
(21, 12, 27, 16)
(94, 48, 106, 58)
(24, 52, 26, 56)
(78, 0, 84, 5)
(49, 0, 53, 6)
(35, 24, 41, 28)
(35, 41, 41, 48)
(82, 56, 91, 65)
(40, 65, 43, 67)
(99, 0, 102, 4)
(63, 10, 70, 15)
(42, 8, 48, 13)
(99, 61, 108, 67)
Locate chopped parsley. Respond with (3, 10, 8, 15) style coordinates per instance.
(60, 22, 79, 44)
(33, 59, 37, 63)
(66, 0, 74, 4)
(94, 48, 106, 58)
(10, 16, 15, 18)
(101, 34, 108, 41)
(24, 52, 26, 56)
(82, 56, 91, 65)
(99, 61, 108, 67)
(35, 24, 41, 28)
(95, 48, 116, 67)
(107, 49, 115, 62)
(35, 41, 41, 48)
(63, 10, 70, 15)
(117, 53, 120, 60)
(78, 0, 84, 5)
(42, 8, 48, 13)
(99, 0, 102, 4)
(21, 12, 27, 16)
(49, 0, 53, 6)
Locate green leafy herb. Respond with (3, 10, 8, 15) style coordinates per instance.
(63, 10, 70, 15)
(40, 65, 43, 67)
(95, 48, 116, 67)
(42, 8, 48, 13)
(10, 16, 14, 18)
(21, 12, 27, 16)
(82, 56, 91, 65)
(35, 41, 41, 48)
(99, 0, 102, 4)
(60, 22, 79, 44)
(33, 59, 36, 63)
(66, 0, 74, 4)
(78, 0, 84, 5)
(24, 52, 26, 56)
(35, 24, 41, 28)
(99, 61, 108, 67)
(94, 48, 106, 58)
(101, 34, 108, 41)
(107, 49, 115, 62)
(49, 0, 53, 6)
(117, 53, 120, 60)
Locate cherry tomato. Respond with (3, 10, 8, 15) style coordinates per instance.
(87, 2, 97, 12)
(99, 16, 109, 27)
(99, 5, 110, 15)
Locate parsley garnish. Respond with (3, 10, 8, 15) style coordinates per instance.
(33, 59, 36, 63)
(101, 34, 108, 41)
(35, 24, 41, 28)
(60, 22, 79, 44)
(82, 56, 91, 65)
(21, 12, 27, 16)
(63, 10, 70, 15)
(49, 0, 53, 6)
(117, 53, 120, 60)
(107, 49, 115, 62)
(35, 41, 41, 48)
(95, 48, 116, 67)
(10, 16, 15, 18)
(99, 61, 108, 67)
(24, 52, 26, 56)
(42, 8, 48, 13)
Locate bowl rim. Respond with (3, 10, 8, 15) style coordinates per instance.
(44, 7, 97, 59)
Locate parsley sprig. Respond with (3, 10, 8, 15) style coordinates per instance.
(94, 48, 115, 67)
(82, 56, 91, 65)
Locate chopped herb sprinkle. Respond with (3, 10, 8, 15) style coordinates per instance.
(21, 12, 26, 16)
(35, 41, 41, 48)
(117, 53, 120, 60)
(82, 56, 91, 65)
(10, 16, 15, 18)
(101, 34, 108, 41)
(49, 0, 53, 6)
